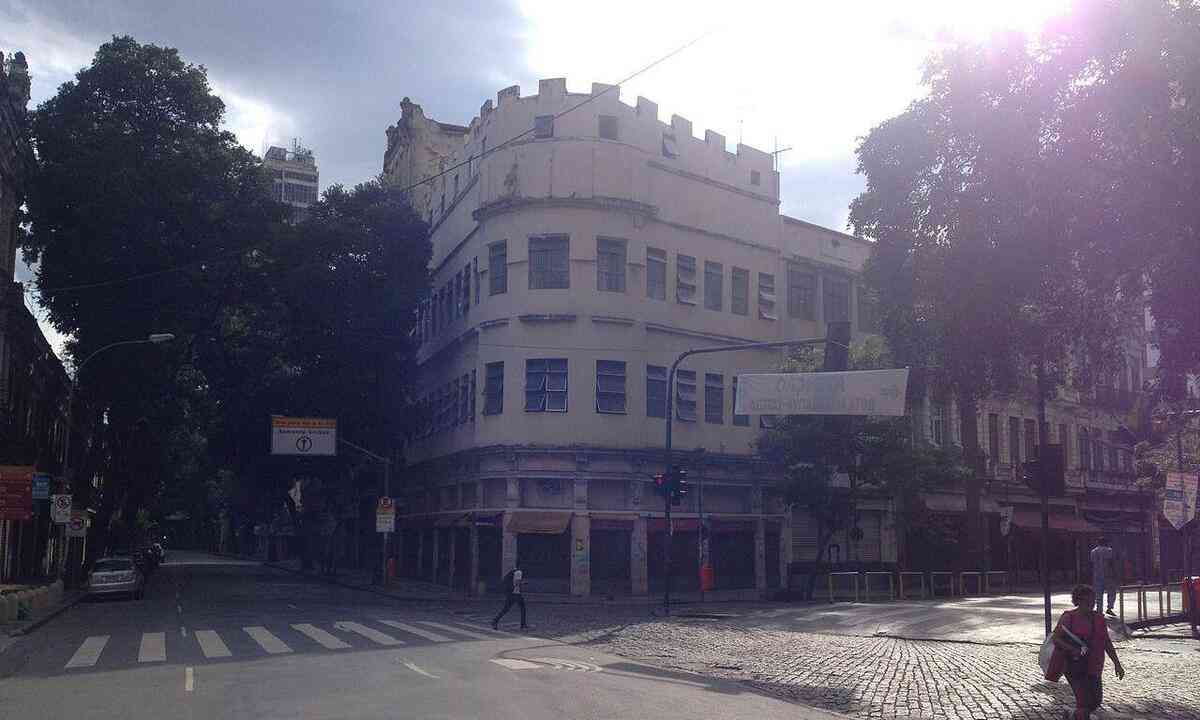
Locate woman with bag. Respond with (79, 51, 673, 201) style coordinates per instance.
(1046, 584, 1125, 719)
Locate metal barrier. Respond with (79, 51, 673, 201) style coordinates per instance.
(1118, 583, 1190, 628)
(959, 571, 983, 596)
(898, 571, 925, 600)
(863, 572, 894, 601)
(828, 572, 861, 603)
(930, 571, 955, 597)
(985, 571, 1009, 594)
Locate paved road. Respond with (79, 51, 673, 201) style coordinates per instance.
(0, 551, 839, 720)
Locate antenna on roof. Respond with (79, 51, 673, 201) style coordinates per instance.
(771, 137, 792, 172)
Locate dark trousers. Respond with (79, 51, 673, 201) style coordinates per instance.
(493, 593, 526, 627)
(1065, 667, 1102, 719)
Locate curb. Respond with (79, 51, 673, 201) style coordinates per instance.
(7, 592, 86, 637)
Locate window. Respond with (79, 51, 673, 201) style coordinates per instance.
(750, 170, 761, 186)
(596, 360, 627, 414)
(675, 369, 697, 422)
(453, 173, 459, 198)
(647, 365, 667, 418)
(676, 254, 697, 305)
(469, 369, 477, 420)
(662, 131, 678, 158)
(787, 266, 816, 320)
(988, 414, 1000, 467)
(857, 286, 877, 331)
(1024, 418, 1037, 460)
(454, 273, 463, 320)
(1131, 358, 1141, 392)
(529, 235, 570, 289)
(462, 265, 471, 316)
(1058, 423, 1069, 464)
(598, 115, 618, 140)
(732, 376, 749, 426)
(489, 241, 507, 295)
(731, 267, 749, 316)
(1108, 445, 1118, 472)
(473, 257, 480, 304)
(534, 115, 554, 139)
(459, 373, 470, 423)
(1008, 417, 1021, 465)
(525, 359, 568, 412)
(440, 194, 445, 216)
(705, 373, 724, 424)
(597, 238, 626, 292)
(1122, 449, 1133, 472)
(647, 247, 667, 300)
(484, 362, 504, 415)
(1079, 427, 1090, 469)
(704, 261, 723, 311)
(758, 272, 777, 319)
(823, 277, 849, 322)
(931, 404, 946, 445)
(1093, 434, 1104, 471)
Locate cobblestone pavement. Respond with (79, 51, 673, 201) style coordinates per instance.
(450, 600, 1200, 720)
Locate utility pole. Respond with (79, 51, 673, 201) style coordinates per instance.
(1036, 357, 1052, 637)
(662, 330, 846, 616)
(339, 438, 392, 585)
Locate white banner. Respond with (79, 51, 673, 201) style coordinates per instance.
(734, 369, 909, 417)
(271, 416, 337, 456)
(1164, 472, 1198, 530)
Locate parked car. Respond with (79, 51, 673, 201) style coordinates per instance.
(86, 556, 144, 600)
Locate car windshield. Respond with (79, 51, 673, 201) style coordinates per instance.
(93, 559, 133, 572)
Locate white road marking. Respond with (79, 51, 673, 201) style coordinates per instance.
(377, 620, 453, 642)
(195, 630, 232, 658)
(489, 658, 541, 670)
(403, 660, 440, 679)
(244, 626, 292, 654)
(333, 621, 403, 646)
(185, 666, 194, 692)
(415, 620, 491, 640)
(287, 604, 298, 610)
(138, 632, 167, 663)
(65, 635, 109, 669)
(292, 623, 351, 649)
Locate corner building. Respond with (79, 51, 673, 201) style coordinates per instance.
(385, 78, 876, 597)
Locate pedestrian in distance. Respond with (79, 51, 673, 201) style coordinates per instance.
(492, 560, 527, 630)
(1049, 584, 1125, 720)
(1089, 536, 1116, 616)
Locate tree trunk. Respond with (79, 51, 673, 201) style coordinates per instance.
(958, 392, 984, 571)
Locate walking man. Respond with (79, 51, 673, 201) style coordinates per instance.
(1089, 537, 1116, 616)
(492, 560, 527, 630)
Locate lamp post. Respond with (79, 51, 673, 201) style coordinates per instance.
(59, 333, 175, 583)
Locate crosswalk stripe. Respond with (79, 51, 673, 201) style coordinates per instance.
(415, 620, 492, 640)
(138, 632, 166, 662)
(333, 621, 403, 646)
(378, 620, 454, 643)
(244, 626, 292, 654)
(463, 621, 521, 636)
(65, 635, 109, 669)
(490, 658, 541, 670)
(195, 630, 232, 658)
(292, 623, 351, 649)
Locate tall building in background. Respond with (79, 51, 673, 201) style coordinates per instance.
(264, 140, 319, 219)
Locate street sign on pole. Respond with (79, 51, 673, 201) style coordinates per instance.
(32, 472, 51, 500)
(66, 512, 87, 538)
(734, 369, 909, 416)
(270, 416, 337, 456)
(376, 497, 395, 533)
(51, 494, 73, 524)
(0, 466, 34, 521)
(1164, 472, 1198, 530)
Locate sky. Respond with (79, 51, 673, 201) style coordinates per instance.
(1, 0, 1071, 355)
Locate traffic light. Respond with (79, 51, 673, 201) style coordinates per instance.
(671, 468, 689, 505)
(654, 473, 667, 495)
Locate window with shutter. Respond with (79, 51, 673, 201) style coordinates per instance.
(705, 373, 724, 424)
(758, 272, 777, 319)
(732, 376, 749, 426)
(647, 248, 667, 300)
(704, 261, 723, 311)
(731, 267, 749, 316)
(675, 369, 697, 422)
(525, 358, 568, 412)
(484, 362, 504, 415)
(787, 266, 815, 320)
(676, 255, 697, 305)
(596, 360, 627, 414)
(597, 238, 626, 292)
(646, 365, 667, 418)
(529, 235, 570, 289)
(534, 115, 554, 138)
(598, 115, 618, 140)
(489, 241, 507, 295)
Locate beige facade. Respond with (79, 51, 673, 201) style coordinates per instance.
(386, 79, 877, 597)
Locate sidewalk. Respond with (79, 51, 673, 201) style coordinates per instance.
(261, 557, 454, 601)
(1, 580, 85, 641)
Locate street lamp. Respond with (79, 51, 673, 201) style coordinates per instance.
(58, 332, 176, 582)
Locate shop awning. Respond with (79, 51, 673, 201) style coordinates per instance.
(1011, 510, 1101, 534)
(589, 512, 637, 530)
(505, 511, 572, 535)
(922, 493, 1001, 514)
